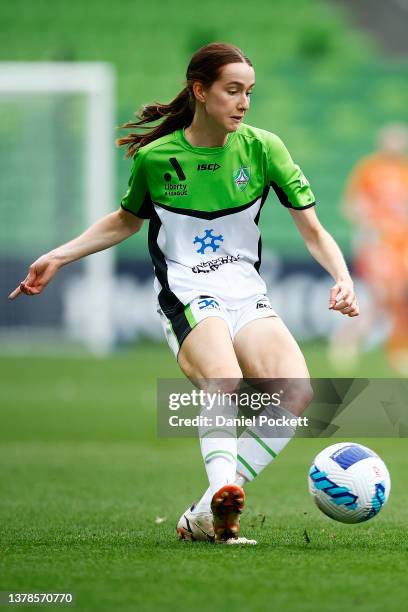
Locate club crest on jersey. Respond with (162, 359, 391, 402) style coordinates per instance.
(233, 166, 250, 191)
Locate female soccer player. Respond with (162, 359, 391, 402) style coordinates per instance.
(9, 42, 359, 544)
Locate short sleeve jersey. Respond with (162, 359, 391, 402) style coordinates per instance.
(121, 123, 315, 317)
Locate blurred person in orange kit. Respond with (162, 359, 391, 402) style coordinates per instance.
(330, 123, 408, 375)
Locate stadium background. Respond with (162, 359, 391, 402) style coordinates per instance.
(1, 1, 407, 611)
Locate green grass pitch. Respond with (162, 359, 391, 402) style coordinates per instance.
(0, 342, 407, 611)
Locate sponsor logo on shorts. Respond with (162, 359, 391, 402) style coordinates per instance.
(198, 298, 220, 310)
(256, 298, 272, 310)
(192, 254, 240, 274)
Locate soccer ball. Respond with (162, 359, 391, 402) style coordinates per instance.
(308, 442, 391, 524)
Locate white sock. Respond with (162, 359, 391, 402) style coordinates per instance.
(192, 404, 297, 514)
(198, 390, 238, 497)
(236, 404, 297, 481)
(192, 486, 213, 514)
(204, 456, 236, 493)
(234, 474, 247, 487)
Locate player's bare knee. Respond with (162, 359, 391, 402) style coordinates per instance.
(179, 357, 243, 393)
(246, 360, 276, 379)
(202, 370, 243, 395)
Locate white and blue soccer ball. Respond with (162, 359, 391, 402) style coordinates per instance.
(308, 442, 391, 524)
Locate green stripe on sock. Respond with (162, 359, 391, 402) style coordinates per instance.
(204, 449, 236, 463)
(184, 304, 196, 329)
(247, 430, 277, 458)
(201, 428, 235, 439)
(237, 454, 257, 478)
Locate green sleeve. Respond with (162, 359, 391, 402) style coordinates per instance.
(265, 133, 316, 210)
(120, 150, 152, 218)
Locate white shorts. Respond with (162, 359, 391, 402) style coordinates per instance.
(157, 294, 278, 358)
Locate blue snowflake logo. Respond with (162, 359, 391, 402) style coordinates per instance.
(193, 229, 224, 254)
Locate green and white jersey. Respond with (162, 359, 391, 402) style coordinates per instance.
(121, 123, 315, 317)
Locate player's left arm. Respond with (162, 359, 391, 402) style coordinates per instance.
(265, 131, 358, 317)
(289, 207, 359, 317)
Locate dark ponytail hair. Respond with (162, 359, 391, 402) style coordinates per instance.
(116, 42, 252, 158)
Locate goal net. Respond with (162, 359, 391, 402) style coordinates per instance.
(0, 62, 115, 355)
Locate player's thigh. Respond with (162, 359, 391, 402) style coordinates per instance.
(234, 316, 309, 378)
(178, 317, 242, 390)
(233, 316, 312, 414)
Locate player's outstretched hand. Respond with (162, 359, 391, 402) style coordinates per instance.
(329, 278, 359, 317)
(8, 255, 61, 300)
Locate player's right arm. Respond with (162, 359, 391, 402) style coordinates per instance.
(8, 208, 143, 300)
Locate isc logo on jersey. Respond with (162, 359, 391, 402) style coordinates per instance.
(197, 163, 221, 171)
